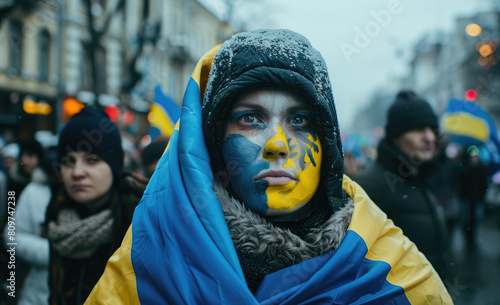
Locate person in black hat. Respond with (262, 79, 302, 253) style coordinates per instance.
(355, 90, 449, 278)
(43, 106, 147, 305)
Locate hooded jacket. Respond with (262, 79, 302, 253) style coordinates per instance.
(86, 30, 452, 304)
(202, 29, 346, 209)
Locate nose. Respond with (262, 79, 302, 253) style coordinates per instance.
(263, 124, 289, 160)
(71, 160, 86, 178)
(423, 127, 436, 142)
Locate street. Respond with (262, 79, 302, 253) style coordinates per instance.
(447, 205, 500, 305)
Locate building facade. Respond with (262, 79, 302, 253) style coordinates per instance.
(403, 10, 500, 125)
(0, 0, 233, 141)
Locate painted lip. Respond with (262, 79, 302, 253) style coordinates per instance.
(253, 170, 297, 185)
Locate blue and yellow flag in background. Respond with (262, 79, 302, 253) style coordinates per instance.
(148, 85, 181, 140)
(86, 46, 452, 304)
(443, 98, 500, 173)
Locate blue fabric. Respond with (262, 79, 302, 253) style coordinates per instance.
(132, 78, 252, 304)
(256, 231, 410, 305)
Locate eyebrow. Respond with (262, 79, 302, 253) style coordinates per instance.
(232, 100, 311, 114)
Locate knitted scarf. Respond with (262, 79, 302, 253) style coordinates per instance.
(48, 208, 113, 259)
(214, 183, 354, 292)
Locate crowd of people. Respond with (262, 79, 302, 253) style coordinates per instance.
(0, 28, 493, 304)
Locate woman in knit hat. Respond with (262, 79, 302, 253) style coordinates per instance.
(88, 30, 452, 304)
(44, 106, 147, 305)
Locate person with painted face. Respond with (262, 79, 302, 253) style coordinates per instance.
(43, 107, 147, 305)
(87, 30, 452, 304)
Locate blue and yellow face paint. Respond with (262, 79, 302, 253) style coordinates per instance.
(266, 129, 322, 212)
(221, 89, 322, 216)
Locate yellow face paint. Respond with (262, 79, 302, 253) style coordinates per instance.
(263, 124, 289, 161)
(266, 133, 322, 211)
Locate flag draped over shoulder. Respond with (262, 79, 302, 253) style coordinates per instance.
(86, 46, 452, 304)
(148, 85, 181, 139)
(443, 98, 500, 173)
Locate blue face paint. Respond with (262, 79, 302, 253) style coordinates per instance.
(291, 128, 320, 169)
(222, 134, 270, 214)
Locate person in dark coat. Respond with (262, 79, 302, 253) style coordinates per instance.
(354, 90, 449, 278)
(456, 149, 489, 249)
(44, 107, 147, 305)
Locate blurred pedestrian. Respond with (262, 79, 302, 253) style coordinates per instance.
(0, 143, 19, 226)
(456, 148, 489, 249)
(43, 106, 146, 305)
(4, 168, 53, 305)
(426, 139, 461, 246)
(140, 136, 169, 179)
(88, 30, 451, 304)
(1, 142, 19, 173)
(8, 138, 47, 196)
(355, 90, 449, 278)
(343, 150, 363, 177)
(122, 137, 140, 174)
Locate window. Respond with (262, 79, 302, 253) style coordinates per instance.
(80, 42, 91, 89)
(79, 42, 107, 94)
(9, 21, 22, 76)
(39, 29, 50, 82)
(95, 45, 107, 94)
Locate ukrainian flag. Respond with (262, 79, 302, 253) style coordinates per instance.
(86, 46, 452, 304)
(148, 85, 181, 140)
(443, 98, 500, 173)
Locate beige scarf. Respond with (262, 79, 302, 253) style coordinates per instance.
(48, 208, 113, 259)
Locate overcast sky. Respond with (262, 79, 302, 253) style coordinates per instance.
(200, 0, 494, 132)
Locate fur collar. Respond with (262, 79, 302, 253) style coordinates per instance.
(214, 183, 354, 269)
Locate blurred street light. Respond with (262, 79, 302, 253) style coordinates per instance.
(465, 89, 478, 101)
(466, 23, 482, 37)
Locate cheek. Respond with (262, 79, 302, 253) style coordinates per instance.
(97, 166, 114, 188)
(222, 134, 263, 173)
(296, 135, 322, 178)
(60, 169, 71, 184)
(288, 133, 322, 172)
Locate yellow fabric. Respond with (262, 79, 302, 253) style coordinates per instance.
(343, 175, 453, 304)
(148, 103, 175, 137)
(191, 44, 222, 99)
(84, 226, 139, 304)
(443, 112, 489, 142)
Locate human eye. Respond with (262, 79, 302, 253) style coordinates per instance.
(232, 110, 263, 126)
(242, 114, 257, 123)
(289, 113, 309, 127)
(86, 155, 102, 164)
(291, 116, 305, 125)
(60, 155, 75, 167)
